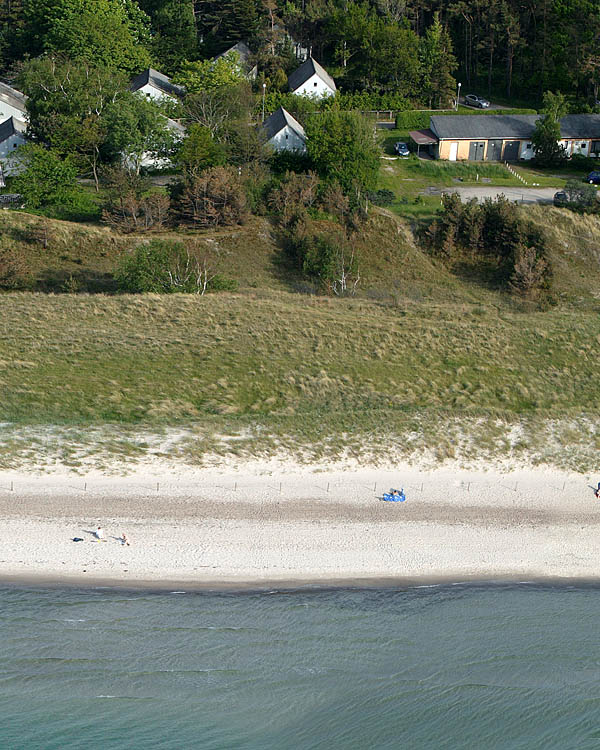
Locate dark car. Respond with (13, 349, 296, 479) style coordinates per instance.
(465, 94, 490, 109)
(553, 190, 568, 207)
(587, 171, 600, 184)
(394, 141, 410, 157)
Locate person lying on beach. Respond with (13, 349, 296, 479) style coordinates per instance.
(95, 527, 104, 540)
(121, 533, 130, 546)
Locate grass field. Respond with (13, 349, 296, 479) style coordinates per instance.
(1, 274, 600, 470)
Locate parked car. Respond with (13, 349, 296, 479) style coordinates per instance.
(394, 141, 410, 156)
(553, 190, 568, 207)
(465, 94, 490, 109)
(587, 171, 600, 184)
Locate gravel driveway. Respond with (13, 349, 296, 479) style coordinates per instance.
(447, 186, 558, 204)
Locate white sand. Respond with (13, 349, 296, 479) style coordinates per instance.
(0, 462, 599, 588)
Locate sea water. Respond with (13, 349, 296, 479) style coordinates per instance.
(2, 582, 600, 749)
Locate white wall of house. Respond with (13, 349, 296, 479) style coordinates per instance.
(137, 83, 178, 103)
(268, 125, 307, 153)
(0, 131, 27, 174)
(560, 139, 591, 157)
(519, 141, 535, 160)
(123, 119, 184, 172)
(0, 100, 26, 124)
(292, 73, 335, 99)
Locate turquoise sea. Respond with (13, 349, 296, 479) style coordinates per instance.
(2, 582, 600, 749)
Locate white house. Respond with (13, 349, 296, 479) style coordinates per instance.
(125, 117, 186, 172)
(130, 68, 184, 103)
(263, 107, 307, 153)
(273, 26, 309, 61)
(213, 41, 257, 81)
(288, 57, 336, 99)
(0, 117, 28, 175)
(0, 81, 27, 124)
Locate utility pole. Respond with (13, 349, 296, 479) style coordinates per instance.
(262, 82, 266, 122)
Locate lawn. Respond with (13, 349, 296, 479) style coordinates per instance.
(376, 128, 569, 220)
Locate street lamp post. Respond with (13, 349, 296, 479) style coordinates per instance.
(456, 82, 462, 110)
(262, 82, 266, 123)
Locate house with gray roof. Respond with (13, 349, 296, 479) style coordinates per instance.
(0, 81, 27, 124)
(263, 107, 306, 153)
(288, 57, 336, 99)
(559, 114, 600, 158)
(0, 117, 28, 175)
(427, 113, 600, 161)
(213, 41, 257, 80)
(130, 68, 184, 102)
(123, 117, 186, 173)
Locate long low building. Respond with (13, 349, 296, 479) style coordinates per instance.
(421, 114, 600, 161)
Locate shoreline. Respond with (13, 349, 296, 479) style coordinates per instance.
(4, 570, 600, 594)
(1, 463, 599, 589)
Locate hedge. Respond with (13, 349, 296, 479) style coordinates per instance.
(395, 107, 538, 130)
(261, 91, 411, 118)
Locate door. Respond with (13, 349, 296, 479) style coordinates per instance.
(448, 142, 458, 161)
(503, 140, 520, 161)
(468, 141, 485, 160)
(487, 140, 503, 161)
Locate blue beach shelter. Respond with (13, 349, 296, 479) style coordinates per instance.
(383, 488, 406, 502)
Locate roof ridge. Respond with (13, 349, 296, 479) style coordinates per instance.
(288, 56, 336, 93)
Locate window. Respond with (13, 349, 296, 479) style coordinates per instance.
(285, 133, 288, 140)
(314, 81, 317, 87)
(591, 140, 600, 154)
(580, 142, 587, 148)
(526, 143, 532, 149)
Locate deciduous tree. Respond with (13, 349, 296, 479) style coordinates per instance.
(305, 110, 379, 194)
(532, 91, 568, 166)
(13, 144, 79, 208)
(177, 166, 247, 226)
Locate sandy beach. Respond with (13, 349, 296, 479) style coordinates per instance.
(0, 461, 599, 588)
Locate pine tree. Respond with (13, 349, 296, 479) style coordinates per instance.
(0, 0, 26, 69)
(199, 0, 259, 56)
(420, 13, 457, 109)
(149, 0, 198, 72)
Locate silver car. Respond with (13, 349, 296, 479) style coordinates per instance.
(465, 94, 490, 109)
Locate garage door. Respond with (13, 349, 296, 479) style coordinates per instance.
(468, 141, 485, 161)
(503, 141, 520, 161)
(487, 140, 503, 161)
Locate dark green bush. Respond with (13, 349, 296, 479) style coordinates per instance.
(116, 240, 236, 294)
(425, 193, 551, 297)
(367, 189, 395, 206)
(270, 150, 313, 175)
(263, 91, 410, 118)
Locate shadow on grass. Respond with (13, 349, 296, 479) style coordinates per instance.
(266, 218, 320, 296)
(34, 267, 119, 294)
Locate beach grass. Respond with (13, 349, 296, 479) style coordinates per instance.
(1, 283, 600, 470)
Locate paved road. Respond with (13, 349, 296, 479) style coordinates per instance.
(447, 186, 557, 204)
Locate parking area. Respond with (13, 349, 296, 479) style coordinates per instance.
(447, 186, 558, 204)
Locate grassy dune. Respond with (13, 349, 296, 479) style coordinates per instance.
(1, 207, 599, 470)
(1, 290, 599, 470)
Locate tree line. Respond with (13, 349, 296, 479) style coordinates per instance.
(0, 0, 598, 108)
